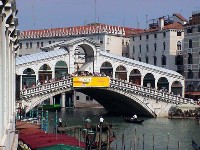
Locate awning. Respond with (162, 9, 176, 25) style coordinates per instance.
(185, 92, 200, 96)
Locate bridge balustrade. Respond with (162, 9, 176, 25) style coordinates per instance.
(19, 77, 195, 106)
(110, 78, 194, 105)
(20, 78, 72, 99)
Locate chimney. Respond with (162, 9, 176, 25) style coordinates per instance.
(159, 17, 164, 29)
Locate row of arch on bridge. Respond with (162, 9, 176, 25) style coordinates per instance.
(17, 60, 183, 96)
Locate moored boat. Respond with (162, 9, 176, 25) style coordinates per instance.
(123, 117, 144, 124)
(192, 140, 200, 150)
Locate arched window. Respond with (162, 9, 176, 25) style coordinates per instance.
(154, 56, 157, 65)
(177, 41, 181, 50)
(189, 39, 192, 48)
(146, 44, 149, 52)
(138, 57, 141, 62)
(162, 55, 166, 65)
(146, 56, 149, 64)
(188, 69, 193, 79)
(139, 45, 141, 53)
(133, 45, 135, 53)
(188, 53, 193, 64)
(163, 42, 166, 50)
(154, 43, 157, 51)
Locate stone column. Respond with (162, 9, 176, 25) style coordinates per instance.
(50, 97, 53, 105)
(61, 92, 66, 108)
(68, 46, 75, 74)
(155, 78, 158, 90)
(0, 14, 4, 137)
(181, 80, 185, 97)
(94, 45, 100, 73)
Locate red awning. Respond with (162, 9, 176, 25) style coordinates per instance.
(185, 92, 200, 96)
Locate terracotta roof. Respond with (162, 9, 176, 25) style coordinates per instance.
(163, 22, 184, 30)
(130, 22, 183, 36)
(173, 13, 188, 22)
(19, 23, 142, 39)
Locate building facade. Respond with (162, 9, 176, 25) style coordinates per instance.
(184, 11, 200, 100)
(18, 23, 141, 57)
(129, 13, 187, 75)
(0, 0, 19, 149)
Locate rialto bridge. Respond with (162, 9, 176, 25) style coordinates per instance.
(16, 38, 195, 117)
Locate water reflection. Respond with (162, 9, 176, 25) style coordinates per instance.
(47, 108, 200, 150)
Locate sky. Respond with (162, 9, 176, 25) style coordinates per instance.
(16, 0, 200, 31)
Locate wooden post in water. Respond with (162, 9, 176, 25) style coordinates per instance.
(137, 137, 139, 150)
(122, 133, 125, 150)
(152, 134, 154, 150)
(115, 140, 117, 150)
(99, 124, 102, 150)
(178, 141, 180, 150)
(106, 128, 110, 150)
(167, 133, 169, 150)
(134, 128, 136, 150)
(142, 134, 144, 150)
(130, 140, 132, 150)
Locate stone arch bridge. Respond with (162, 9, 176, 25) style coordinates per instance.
(16, 38, 195, 117)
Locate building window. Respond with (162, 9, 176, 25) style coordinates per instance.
(177, 41, 181, 50)
(30, 42, 32, 49)
(188, 53, 193, 64)
(198, 26, 200, 32)
(138, 57, 141, 62)
(107, 38, 110, 44)
(154, 43, 157, 51)
(199, 69, 200, 78)
(140, 36, 142, 40)
(163, 42, 166, 50)
(189, 39, 192, 48)
(37, 42, 40, 48)
(188, 69, 193, 79)
(19, 43, 22, 49)
(132, 37, 134, 41)
(86, 96, 90, 101)
(187, 28, 192, 33)
(177, 31, 181, 36)
(146, 56, 149, 64)
(122, 39, 124, 45)
(162, 55, 166, 65)
(26, 43, 29, 49)
(163, 32, 166, 37)
(76, 96, 79, 100)
(146, 35, 149, 39)
(146, 44, 149, 52)
(49, 41, 51, 44)
(133, 45, 135, 53)
(154, 34, 157, 38)
(100, 38, 103, 44)
(41, 42, 43, 47)
(154, 56, 157, 65)
(139, 45, 141, 53)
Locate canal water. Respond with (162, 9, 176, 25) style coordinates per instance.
(46, 107, 200, 150)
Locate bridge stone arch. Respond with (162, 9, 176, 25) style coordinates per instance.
(172, 81, 183, 96)
(129, 69, 141, 85)
(38, 64, 52, 83)
(143, 73, 155, 88)
(54, 60, 68, 79)
(157, 77, 169, 91)
(115, 65, 127, 80)
(100, 61, 113, 77)
(22, 68, 36, 89)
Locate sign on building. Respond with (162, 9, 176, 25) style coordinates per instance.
(73, 76, 110, 87)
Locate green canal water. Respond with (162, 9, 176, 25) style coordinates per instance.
(46, 107, 200, 150)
